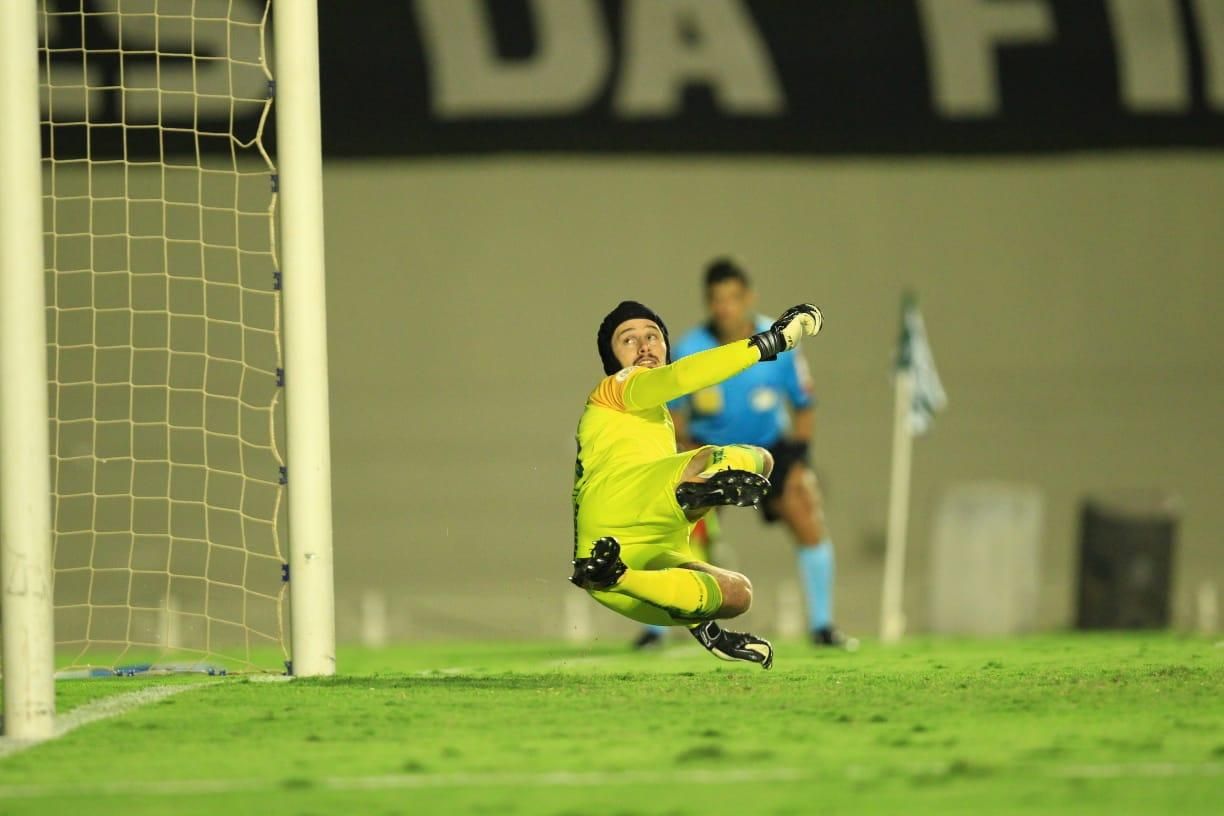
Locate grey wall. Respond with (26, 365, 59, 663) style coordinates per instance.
(320, 154, 1224, 641)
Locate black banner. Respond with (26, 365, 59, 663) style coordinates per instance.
(39, 0, 1224, 157)
(320, 0, 1224, 155)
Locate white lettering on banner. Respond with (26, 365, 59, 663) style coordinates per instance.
(39, 8, 100, 120)
(1107, 0, 1191, 113)
(104, 0, 267, 123)
(918, 0, 1056, 117)
(414, 0, 609, 118)
(36, 1, 1224, 136)
(38, 0, 266, 123)
(1192, 0, 1224, 109)
(613, 0, 784, 117)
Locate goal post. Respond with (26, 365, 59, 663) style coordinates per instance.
(1, 0, 57, 740)
(274, 0, 337, 678)
(1, 0, 336, 711)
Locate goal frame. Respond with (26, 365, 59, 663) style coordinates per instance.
(274, 0, 337, 679)
(0, 0, 336, 739)
(1, 0, 56, 740)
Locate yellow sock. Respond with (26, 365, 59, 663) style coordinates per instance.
(697, 444, 766, 479)
(610, 568, 723, 619)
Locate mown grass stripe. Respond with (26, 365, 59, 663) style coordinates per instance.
(0, 763, 1220, 799)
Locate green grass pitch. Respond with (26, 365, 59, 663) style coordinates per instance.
(0, 634, 1220, 815)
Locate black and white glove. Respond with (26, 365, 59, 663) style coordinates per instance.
(749, 304, 823, 361)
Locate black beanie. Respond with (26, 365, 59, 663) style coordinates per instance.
(597, 301, 672, 375)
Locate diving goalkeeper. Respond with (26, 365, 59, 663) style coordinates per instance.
(570, 299, 823, 669)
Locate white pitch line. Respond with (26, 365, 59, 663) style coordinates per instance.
(329, 767, 808, 792)
(0, 767, 806, 799)
(542, 654, 625, 670)
(0, 762, 1221, 800)
(1050, 762, 1224, 779)
(0, 681, 219, 760)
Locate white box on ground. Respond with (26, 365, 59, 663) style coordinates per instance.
(929, 482, 1044, 636)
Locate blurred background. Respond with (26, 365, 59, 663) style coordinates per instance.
(313, 1, 1223, 643)
(35, 0, 1224, 648)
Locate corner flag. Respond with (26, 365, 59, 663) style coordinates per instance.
(881, 292, 946, 644)
(897, 293, 947, 435)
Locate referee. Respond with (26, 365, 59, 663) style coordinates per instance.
(663, 259, 848, 647)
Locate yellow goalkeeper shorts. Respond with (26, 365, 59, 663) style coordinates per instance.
(574, 450, 703, 560)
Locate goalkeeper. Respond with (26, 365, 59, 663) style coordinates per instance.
(570, 299, 823, 669)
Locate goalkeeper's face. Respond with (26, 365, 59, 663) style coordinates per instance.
(611, 319, 668, 370)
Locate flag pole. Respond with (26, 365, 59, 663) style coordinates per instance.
(879, 292, 945, 644)
(880, 366, 914, 644)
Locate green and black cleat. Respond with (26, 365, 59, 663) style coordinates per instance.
(675, 470, 770, 512)
(570, 536, 628, 590)
(690, 620, 774, 670)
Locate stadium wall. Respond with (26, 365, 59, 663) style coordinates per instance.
(317, 153, 1224, 641)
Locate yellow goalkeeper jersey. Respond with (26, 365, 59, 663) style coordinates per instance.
(578, 368, 677, 473)
(572, 341, 760, 557)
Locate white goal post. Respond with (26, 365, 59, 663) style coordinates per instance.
(1, 0, 335, 738)
(274, 0, 337, 679)
(1, 0, 57, 740)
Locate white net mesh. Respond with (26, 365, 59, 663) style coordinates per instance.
(39, 0, 286, 672)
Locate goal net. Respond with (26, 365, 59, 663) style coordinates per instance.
(38, 0, 286, 673)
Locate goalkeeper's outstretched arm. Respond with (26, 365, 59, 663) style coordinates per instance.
(620, 341, 760, 411)
(612, 304, 823, 411)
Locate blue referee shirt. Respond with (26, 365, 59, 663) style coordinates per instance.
(668, 316, 815, 448)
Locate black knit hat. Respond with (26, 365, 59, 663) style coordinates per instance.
(597, 301, 671, 375)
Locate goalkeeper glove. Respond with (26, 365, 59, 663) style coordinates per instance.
(749, 304, 823, 361)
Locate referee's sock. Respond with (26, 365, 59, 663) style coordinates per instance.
(797, 540, 835, 632)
